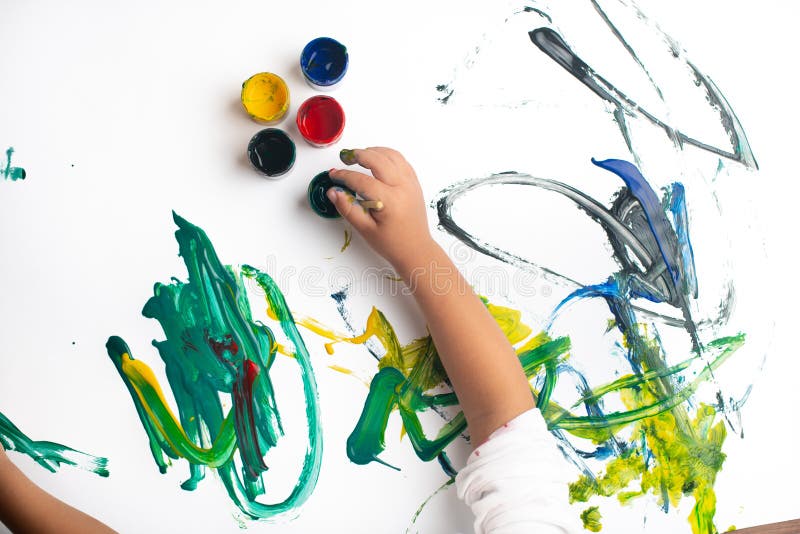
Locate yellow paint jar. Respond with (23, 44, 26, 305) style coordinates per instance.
(241, 73, 290, 123)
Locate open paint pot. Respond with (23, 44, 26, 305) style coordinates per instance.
(241, 72, 290, 123)
(296, 96, 345, 147)
(247, 128, 295, 178)
(300, 37, 349, 90)
(308, 171, 354, 218)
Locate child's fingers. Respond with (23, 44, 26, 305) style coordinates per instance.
(329, 168, 387, 201)
(340, 148, 400, 185)
(327, 188, 376, 233)
(367, 147, 410, 169)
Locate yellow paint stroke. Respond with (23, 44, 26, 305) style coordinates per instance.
(264, 296, 556, 401)
(241, 72, 290, 123)
(280, 299, 543, 369)
(118, 353, 237, 466)
(327, 365, 371, 387)
(341, 229, 352, 252)
(279, 299, 547, 396)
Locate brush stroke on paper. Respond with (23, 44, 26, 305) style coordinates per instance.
(281, 268, 742, 532)
(436, 1, 756, 171)
(1, 147, 26, 182)
(106, 213, 321, 522)
(431, 161, 744, 533)
(430, 1, 760, 532)
(0, 410, 108, 477)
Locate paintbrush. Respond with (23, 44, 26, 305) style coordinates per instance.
(359, 199, 384, 211)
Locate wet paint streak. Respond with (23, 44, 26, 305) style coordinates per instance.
(433, 158, 744, 533)
(405, 478, 456, 533)
(581, 505, 602, 532)
(1, 147, 26, 181)
(529, 27, 757, 169)
(341, 229, 352, 252)
(435, 3, 756, 170)
(667, 182, 698, 299)
(310, 288, 743, 534)
(430, 3, 758, 531)
(0, 410, 108, 477)
(302, 292, 742, 470)
(106, 213, 321, 521)
(434, 171, 686, 327)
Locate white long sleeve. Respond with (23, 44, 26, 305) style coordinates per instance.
(455, 408, 582, 534)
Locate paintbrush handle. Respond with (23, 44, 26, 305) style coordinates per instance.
(360, 200, 384, 211)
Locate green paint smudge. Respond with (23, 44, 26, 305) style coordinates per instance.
(406, 478, 455, 530)
(565, 332, 741, 534)
(339, 148, 356, 165)
(339, 298, 741, 533)
(0, 410, 108, 477)
(345, 305, 570, 465)
(1, 147, 26, 181)
(341, 229, 352, 252)
(580, 506, 602, 532)
(106, 212, 321, 521)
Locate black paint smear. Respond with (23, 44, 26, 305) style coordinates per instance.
(529, 27, 758, 169)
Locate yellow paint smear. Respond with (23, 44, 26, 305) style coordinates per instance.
(241, 72, 290, 123)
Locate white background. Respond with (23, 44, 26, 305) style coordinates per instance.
(1, 1, 798, 532)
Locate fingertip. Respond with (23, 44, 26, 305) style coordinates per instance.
(340, 149, 357, 165)
(326, 187, 338, 202)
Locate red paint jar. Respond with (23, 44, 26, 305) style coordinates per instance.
(296, 96, 345, 147)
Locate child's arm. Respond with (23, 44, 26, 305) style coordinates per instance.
(0, 446, 116, 533)
(328, 148, 535, 445)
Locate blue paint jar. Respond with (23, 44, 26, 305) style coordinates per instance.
(300, 37, 349, 91)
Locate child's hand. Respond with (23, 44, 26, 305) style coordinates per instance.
(328, 148, 436, 273)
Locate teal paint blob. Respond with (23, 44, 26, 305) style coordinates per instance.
(107, 212, 322, 521)
(1, 147, 26, 181)
(308, 171, 354, 218)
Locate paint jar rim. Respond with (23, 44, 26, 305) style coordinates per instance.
(300, 37, 349, 88)
(308, 171, 355, 218)
(247, 128, 296, 178)
(296, 96, 346, 147)
(241, 72, 291, 123)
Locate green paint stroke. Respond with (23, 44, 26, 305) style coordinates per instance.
(341, 229, 352, 252)
(345, 301, 743, 533)
(567, 333, 742, 534)
(1, 147, 26, 181)
(581, 506, 602, 532)
(106, 212, 321, 521)
(0, 410, 108, 477)
(347, 306, 570, 465)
